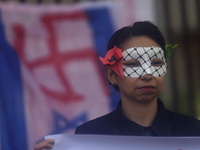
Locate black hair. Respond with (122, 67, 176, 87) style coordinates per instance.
(107, 21, 166, 91)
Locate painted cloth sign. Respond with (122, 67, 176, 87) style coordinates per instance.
(0, 1, 154, 149)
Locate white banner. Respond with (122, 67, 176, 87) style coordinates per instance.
(45, 134, 200, 150)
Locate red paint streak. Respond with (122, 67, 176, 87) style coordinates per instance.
(12, 12, 109, 102)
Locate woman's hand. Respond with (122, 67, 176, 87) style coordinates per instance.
(34, 139, 55, 150)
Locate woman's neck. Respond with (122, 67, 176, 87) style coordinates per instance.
(121, 97, 157, 127)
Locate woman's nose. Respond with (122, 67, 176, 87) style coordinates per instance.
(140, 74, 153, 81)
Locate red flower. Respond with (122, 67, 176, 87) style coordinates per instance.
(99, 46, 123, 78)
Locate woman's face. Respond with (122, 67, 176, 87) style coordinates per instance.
(116, 36, 165, 103)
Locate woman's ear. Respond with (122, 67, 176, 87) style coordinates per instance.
(105, 66, 117, 85)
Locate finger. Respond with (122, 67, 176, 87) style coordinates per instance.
(34, 139, 55, 150)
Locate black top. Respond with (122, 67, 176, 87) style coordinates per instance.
(75, 99, 200, 136)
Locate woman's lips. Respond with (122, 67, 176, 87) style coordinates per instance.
(139, 86, 155, 92)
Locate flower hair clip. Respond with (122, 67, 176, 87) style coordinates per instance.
(99, 46, 123, 78)
(165, 44, 179, 67)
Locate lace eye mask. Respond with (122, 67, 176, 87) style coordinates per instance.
(99, 46, 175, 78)
(122, 46, 167, 78)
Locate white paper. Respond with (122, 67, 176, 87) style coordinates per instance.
(45, 134, 200, 150)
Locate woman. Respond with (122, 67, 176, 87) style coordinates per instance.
(34, 21, 200, 150)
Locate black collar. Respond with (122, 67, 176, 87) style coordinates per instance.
(113, 99, 174, 136)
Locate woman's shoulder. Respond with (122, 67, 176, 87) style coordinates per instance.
(75, 110, 116, 135)
(169, 110, 200, 125)
(168, 110, 200, 136)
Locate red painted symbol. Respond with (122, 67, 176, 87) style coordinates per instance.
(12, 12, 109, 102)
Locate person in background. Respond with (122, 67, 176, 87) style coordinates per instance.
(34, 21, 200, 150)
